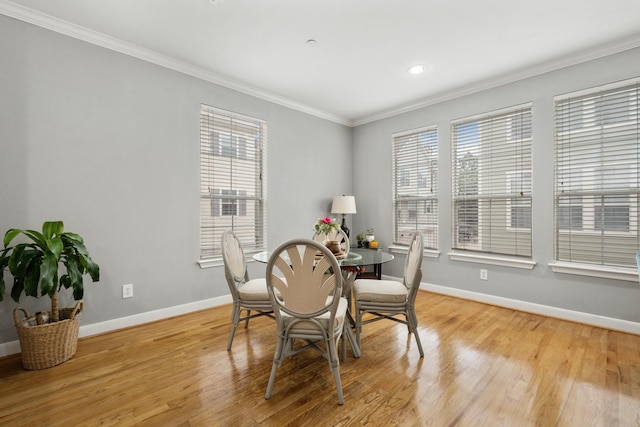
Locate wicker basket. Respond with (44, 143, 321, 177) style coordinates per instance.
(13, 301, 83, 370)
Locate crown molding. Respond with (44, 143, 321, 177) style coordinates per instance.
(0, 0, 352, 127)
(2, 0, 639, 128)
(352, 35, 640, 127)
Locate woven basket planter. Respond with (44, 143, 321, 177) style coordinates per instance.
(13, 301, 83, 370)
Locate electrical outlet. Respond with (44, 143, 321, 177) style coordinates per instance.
(480, 269, 488, 281)
(122, 283, 134, 298)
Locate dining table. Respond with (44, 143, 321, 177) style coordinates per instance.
(252, 247, 394, 359)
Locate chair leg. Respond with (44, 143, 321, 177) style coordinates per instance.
(354, 305, 363, 349)
(341, 325, 347, 362)
(244, 310, 251, 328)
(408, 308, 424, 358)
(265, 335, 285, 400)
(327, 337, 344, 405)
(227, 304, 241, 350)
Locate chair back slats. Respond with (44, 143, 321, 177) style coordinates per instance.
(313, 228, 350, 254)
(267, 239, 342, 317)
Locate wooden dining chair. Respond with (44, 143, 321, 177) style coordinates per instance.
(265, 238, 348, 405)
(221, 230, 274, 350)
(352, 230, 425, 357)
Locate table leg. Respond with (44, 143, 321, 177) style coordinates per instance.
(340, 269, 361, 359)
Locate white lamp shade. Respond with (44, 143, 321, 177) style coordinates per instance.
(331, 195, 357, 214)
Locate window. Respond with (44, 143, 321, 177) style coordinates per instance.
(554, 78, 640, 268)
(200, 106, 267, 261)
(452, 104, 532, 257)
(392, 126, 438, 249)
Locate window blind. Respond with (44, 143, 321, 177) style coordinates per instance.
(554, 78, 640, 268)
(392, 126, 438, 249)
(200, 105, 267, 259)
(452, 104, 532, 257)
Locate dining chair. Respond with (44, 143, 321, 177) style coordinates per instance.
(265, 238, 348, 405)
(353, 230, 424, 357)
(312, 228, 350, 254)
(221, 230, 274, 350)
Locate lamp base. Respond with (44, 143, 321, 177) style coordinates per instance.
(341, 216, 350, 238)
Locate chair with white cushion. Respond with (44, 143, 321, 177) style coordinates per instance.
(265, 238, 348, 405)
(353, 230, 424, 357)
(221, 230, 274, 350)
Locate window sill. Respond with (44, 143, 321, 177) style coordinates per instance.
(448, 251, 536, 270)
(198, 249, 264, 269)
(389, 245, 440, 258)
(198, 258, 224, 269)
(549, 261, 638, 282)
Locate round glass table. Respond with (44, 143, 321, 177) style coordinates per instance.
(252, 247, 394, 358)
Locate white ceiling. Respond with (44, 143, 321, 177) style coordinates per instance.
(3, 0, 640, 126)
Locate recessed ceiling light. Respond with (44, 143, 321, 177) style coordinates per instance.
(306, 39, 317, 45)
(407, 64, 427, 75)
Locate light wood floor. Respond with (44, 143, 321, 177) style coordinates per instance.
(1, 291, 640, 426)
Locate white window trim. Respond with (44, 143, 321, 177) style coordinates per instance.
(448, 251, 536, 270)
(548, 261, 638, 282)
(198, 248, 262, 269)
(389, 245, 440, 259)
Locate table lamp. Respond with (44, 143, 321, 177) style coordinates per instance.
(331, 195, 357, 238)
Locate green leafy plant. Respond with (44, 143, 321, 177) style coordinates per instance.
(0, 221, 100, 322)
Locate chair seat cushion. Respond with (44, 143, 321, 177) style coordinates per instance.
(282, 297, 348, 334)
(238, 278, 269, 301)
(354, 279, 407, 303)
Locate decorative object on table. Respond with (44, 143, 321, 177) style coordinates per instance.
(362, 228, 375, 247)
(314, 216, 341, 236)
(313, 216, 344, 256)
(312, 227, 349, 259)
(330, 195, 357, 238)
(369, 240, 379, 249)
(365, 228, 375, 242)
(0, 221, 100, 370)
(356, 232, 365, 248)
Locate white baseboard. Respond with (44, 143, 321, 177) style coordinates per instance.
(419, 281, 640, 335)
(0, 295, 233, 358)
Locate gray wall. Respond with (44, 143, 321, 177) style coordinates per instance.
(353, 47, 640, 322)
(0, 15, 352, 343)
(2, 13, 640, 346)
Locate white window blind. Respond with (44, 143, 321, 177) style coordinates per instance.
(554, 78, 640, 268)
(392, 126, 438, 249)
(452, 104, 532, 256)
(200, 105, 267, 260)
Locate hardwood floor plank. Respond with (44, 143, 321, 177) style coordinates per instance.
(1, 291, 640, 426)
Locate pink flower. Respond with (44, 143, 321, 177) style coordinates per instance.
(322, 217, 332, 224)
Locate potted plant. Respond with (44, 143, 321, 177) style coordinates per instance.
(356, 233, 365, 248)
(0, 221, 100, 370)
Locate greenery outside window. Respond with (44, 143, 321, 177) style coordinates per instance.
(452, 104, 533, 257)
